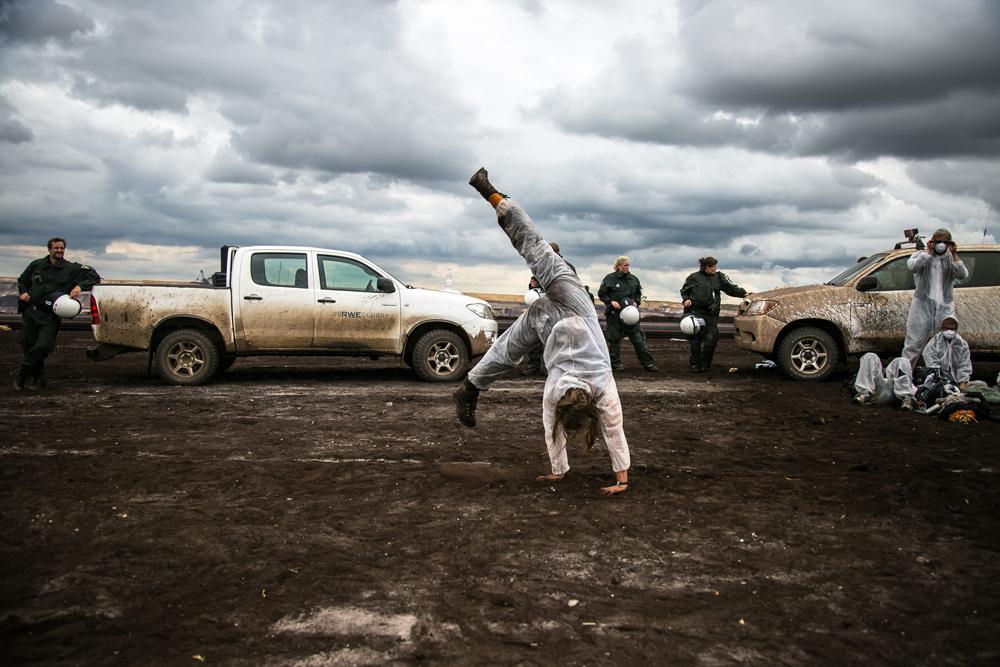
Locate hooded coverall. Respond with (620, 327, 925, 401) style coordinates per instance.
(466, 200, 630, 477)
(920, 329, 973, 384)
(854, 354, 916, 405)
(901, 250, 968, 367)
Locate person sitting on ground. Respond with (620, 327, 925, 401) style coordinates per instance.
(919, 316, 972, 389)
(853, 354, 917, 410)
(453, 167, 630, 495)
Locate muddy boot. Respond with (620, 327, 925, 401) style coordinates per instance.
(10, 369, 25, 391)
(468, 167, 506, 206)
(453, 379, 480, 428)
(24, 374, 46, 391)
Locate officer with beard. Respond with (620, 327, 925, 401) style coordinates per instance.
(13, 237, 101, 390)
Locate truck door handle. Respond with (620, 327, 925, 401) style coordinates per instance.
(318, 297, 337, 304)
(243, 295, 263, 301)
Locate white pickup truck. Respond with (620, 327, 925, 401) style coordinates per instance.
(87, 245, 498, 385)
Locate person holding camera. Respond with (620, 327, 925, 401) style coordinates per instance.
(598, 257, 657, 372)
(680, 256, 750, 372)
(901, 228, 968, 368)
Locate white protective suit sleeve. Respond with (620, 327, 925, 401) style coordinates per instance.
(467, 198, 629, 476)
(921, 332, 973, 383)
(901, 251, 969, 366)
(855, 353, 915, 404)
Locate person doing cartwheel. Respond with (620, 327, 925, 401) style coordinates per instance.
(453, 168, 631, 495)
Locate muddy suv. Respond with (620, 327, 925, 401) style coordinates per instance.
(733, 242, 1000, 380)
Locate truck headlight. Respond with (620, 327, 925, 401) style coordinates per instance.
(466, 303, 493, 320)
(744, 300, 778, 316)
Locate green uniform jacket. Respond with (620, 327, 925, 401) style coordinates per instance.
(598, 271, 643, 315)
(680, 270, 746, 316)
(18, 257, 101, 312)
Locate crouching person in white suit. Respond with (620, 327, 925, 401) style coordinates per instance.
(853, 355, 917, 410)
(921, 316, 972, 388)
(453, 168, 630, 496)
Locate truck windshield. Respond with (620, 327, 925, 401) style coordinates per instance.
(826, 253, 888, 286)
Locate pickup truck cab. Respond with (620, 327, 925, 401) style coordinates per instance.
(88, 245, 498, 385)
(734, 242, 1000, 380)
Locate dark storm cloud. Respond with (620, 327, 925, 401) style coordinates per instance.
(542, 1, 1000, 163)
(906, 160, 1000, 214)
(0, 0, 94, 44)
(0, 95, 31, 142)
(678, 1, 1000, 112)
(206, 149, 277, 185)
(12, 0, 476, 183)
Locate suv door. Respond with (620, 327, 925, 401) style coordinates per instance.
(850, 254, 914, 351)
(954, 250, 1000, 351)
(312, 254, 401, 352)
(236, 251, 315, 350)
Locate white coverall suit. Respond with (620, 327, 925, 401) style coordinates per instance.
(854, 354, 916, 405)
(902, 250, 968, 367)
(921, 328, 973, 384)
(467, 199, 630, 477)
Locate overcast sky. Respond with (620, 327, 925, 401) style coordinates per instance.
(1, 0, 998, 300)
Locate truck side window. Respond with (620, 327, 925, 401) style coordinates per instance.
(957, 252, 1000, 288)
(250, 253, 309, 288)
(319, 256, 382, 292)
(867, 257, 915, 291)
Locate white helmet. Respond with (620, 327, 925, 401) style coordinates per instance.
(620, 305, 640, 326)
(45, 294, 83, 320)
(524, 287, 544, 306)
(680, 314, 704, 336)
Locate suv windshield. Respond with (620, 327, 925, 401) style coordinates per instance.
(826, 253, 888, 286)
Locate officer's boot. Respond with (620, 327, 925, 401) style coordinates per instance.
(10, 368, 25, 391)
(453, 379, 480, 428)
(24, 374, 46, 391)
(700, 347, 715, 372)
(688, 340, 702, 372)
(468, 168, 507, 207)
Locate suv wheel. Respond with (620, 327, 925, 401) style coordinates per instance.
(153, 329, 220, 386)
(776, 326, 839, 381)
(411, 329, 468, 382)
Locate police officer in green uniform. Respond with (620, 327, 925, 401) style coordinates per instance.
(680, 256, 749, 372)
(598, 256, 657, 372)
(13, 237, 101, 390)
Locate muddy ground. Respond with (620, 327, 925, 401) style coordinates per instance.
(2, 330, 999, 666)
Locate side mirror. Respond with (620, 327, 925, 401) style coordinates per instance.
(856, 275, 878, 292)
(376, 277, 396, 293)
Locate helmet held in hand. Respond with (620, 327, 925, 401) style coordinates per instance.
(680, 314, 705, 336)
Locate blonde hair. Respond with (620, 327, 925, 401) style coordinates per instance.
(552, 387, 599, 451)
(614, 256, 630, 271)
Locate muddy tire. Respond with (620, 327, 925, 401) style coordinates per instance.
(154, 329, 220, 386)
(776, 326, 839, 381)
(411, 329, 468, 382)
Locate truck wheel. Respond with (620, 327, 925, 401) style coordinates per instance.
(411, 330, 468, 382)
(776, 326, 840, 381)
(154, 329, 220, 386)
